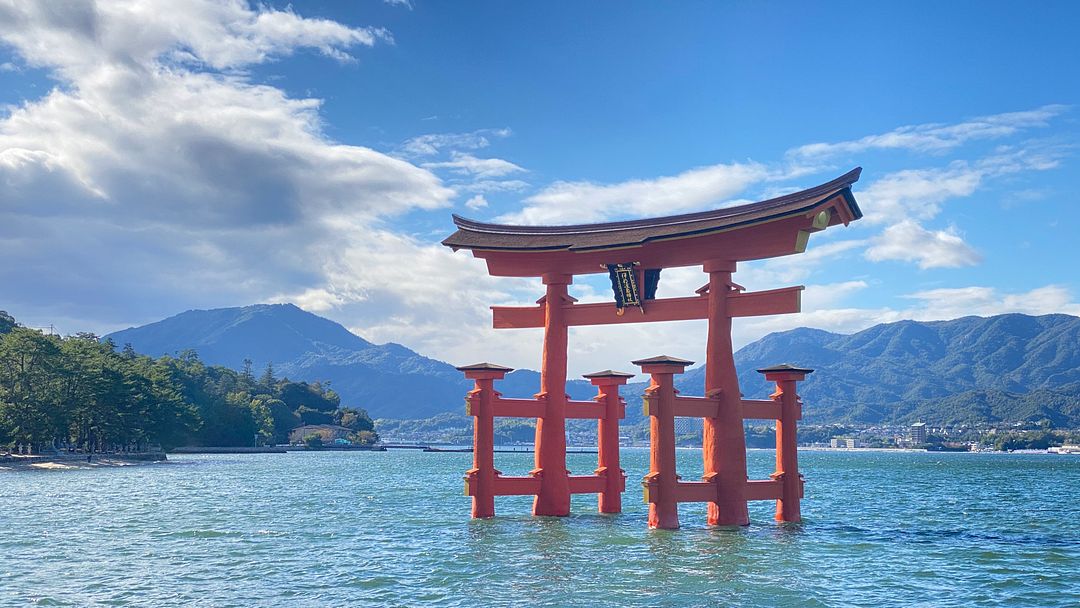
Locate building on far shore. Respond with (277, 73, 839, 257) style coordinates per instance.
(830, 437, 859, 449)
(910, 422, 927, 444)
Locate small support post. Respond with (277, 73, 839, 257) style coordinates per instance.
(758, 364, 813, 523)
(634, 355, 694, 530)
(458, 362, 513, 519)
(583, 370, 634, 514)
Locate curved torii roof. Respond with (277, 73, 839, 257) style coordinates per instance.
(443, 167, 863, 278)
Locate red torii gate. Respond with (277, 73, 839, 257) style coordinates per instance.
(443, 168, 863, 528)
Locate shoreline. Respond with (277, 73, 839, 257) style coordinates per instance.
(0, 452, 167, 471)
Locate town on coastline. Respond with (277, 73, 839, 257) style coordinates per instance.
(377, 417, 1080, 454)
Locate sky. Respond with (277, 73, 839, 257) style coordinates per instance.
(1, 0, 1079, 375)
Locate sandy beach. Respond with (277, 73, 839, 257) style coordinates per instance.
(0, 453, 167, 471)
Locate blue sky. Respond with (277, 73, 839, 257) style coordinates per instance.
(1, 1, 1078, 373)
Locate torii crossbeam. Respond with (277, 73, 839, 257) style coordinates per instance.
(444, 168, 863, 527)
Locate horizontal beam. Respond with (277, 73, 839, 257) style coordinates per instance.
(481, 397, 625, 419)
(744, 479, 783, 501)
(729, 286, 803, 317)
(742, 399, 781, 420)
(568, 475, 607, 494)
(493, 476, 542, 496)
(492, 295, 706, 329)
(673, 396, 721, 419)
(491, 398, 544, 418)
(491, 286, 802, 329)
(675, 481, 718, 503)
(643, 478, 805, 503)
(565, 400, 610, 419)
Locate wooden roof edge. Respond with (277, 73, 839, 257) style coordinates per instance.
(447, 167, 862, 238)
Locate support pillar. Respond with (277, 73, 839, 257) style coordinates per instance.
(458, 363, 513, 519)
(533, 273, 572, 516)
(758, 364, 812, 523)
(635, 356, 693, 530)
(703, 259, 750, 526)
(584, 370, 633, 513)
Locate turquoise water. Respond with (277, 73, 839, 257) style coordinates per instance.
(2, 449, 1078, 607)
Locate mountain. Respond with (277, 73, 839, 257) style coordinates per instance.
(717, 313, 1080, 426)
(106, 304, 594, 419)
(107, 306, 1080, 426)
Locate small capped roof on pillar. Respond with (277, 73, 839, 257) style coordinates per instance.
(455, 362, 514, 372)
(756, 363, 814, 374)
(631, 355, 695, 367)
(582, 369, 635, 379)
(442, 168, 862, 253)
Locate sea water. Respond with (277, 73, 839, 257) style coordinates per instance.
(1, 449, 1077, 607)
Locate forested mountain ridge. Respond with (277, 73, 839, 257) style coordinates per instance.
(722, 313, 1080, 426)
(104, 306, 1080, 427)
(106, 304, 595, 419)
(0, 310, 377, 451)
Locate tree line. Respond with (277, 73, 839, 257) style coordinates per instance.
(0, 311, 377, 453)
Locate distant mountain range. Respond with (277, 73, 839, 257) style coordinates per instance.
(106, 305, 1080, 426)
(723, 314, 1080, 426)
(106, 304, 595, 419)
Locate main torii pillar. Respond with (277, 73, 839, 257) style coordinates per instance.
(444, 168, 864, 522)
(534, 272, 573, 515)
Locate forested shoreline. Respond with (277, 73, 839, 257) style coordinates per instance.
(0, 311, 376, 453)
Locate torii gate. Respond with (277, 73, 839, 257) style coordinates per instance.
(443, 168, 863, 528)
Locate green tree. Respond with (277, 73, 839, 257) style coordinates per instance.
(259, 362, 276, 391)
(0, 328, 64, 449)
(0, 311, 16, 335)
(334, 407, 375, 432)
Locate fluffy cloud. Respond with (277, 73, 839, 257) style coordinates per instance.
(500, 161, 771, 225)
(856, 148, 1065, 225)
(864, 220, 982, 269)
(1, 2, 1074, 376)
(0, 0, 389, 73)
(857, 164, 983, 224)
(903, 285, 1080, 319)
(0, 0, 459, 332)
(464, 195, 489, 210)
(398, 128, 527, 198)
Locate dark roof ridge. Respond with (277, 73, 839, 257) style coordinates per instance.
(451, 167, 862, 236)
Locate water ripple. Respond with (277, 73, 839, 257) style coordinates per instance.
(1, 450, 1078, 607)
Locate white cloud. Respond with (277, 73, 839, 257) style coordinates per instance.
(464, 195, 488, 210)
(398, 128, 512, 158)
(801, 281, 869, 309)
(787, 105, 1068, 160)
(0, 3, 1073, 380)
(422, 152, 525, 179)
(903, 285, 1080, 318)
(461, 179, 530, 194)
(384, 0, 414, 10)
(857, 164, 983, 223)
(865, 220, 982, 269)
(0, 1, 389, 74)
(0, 0, 458, 334)
(500, 161, 770, 225)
